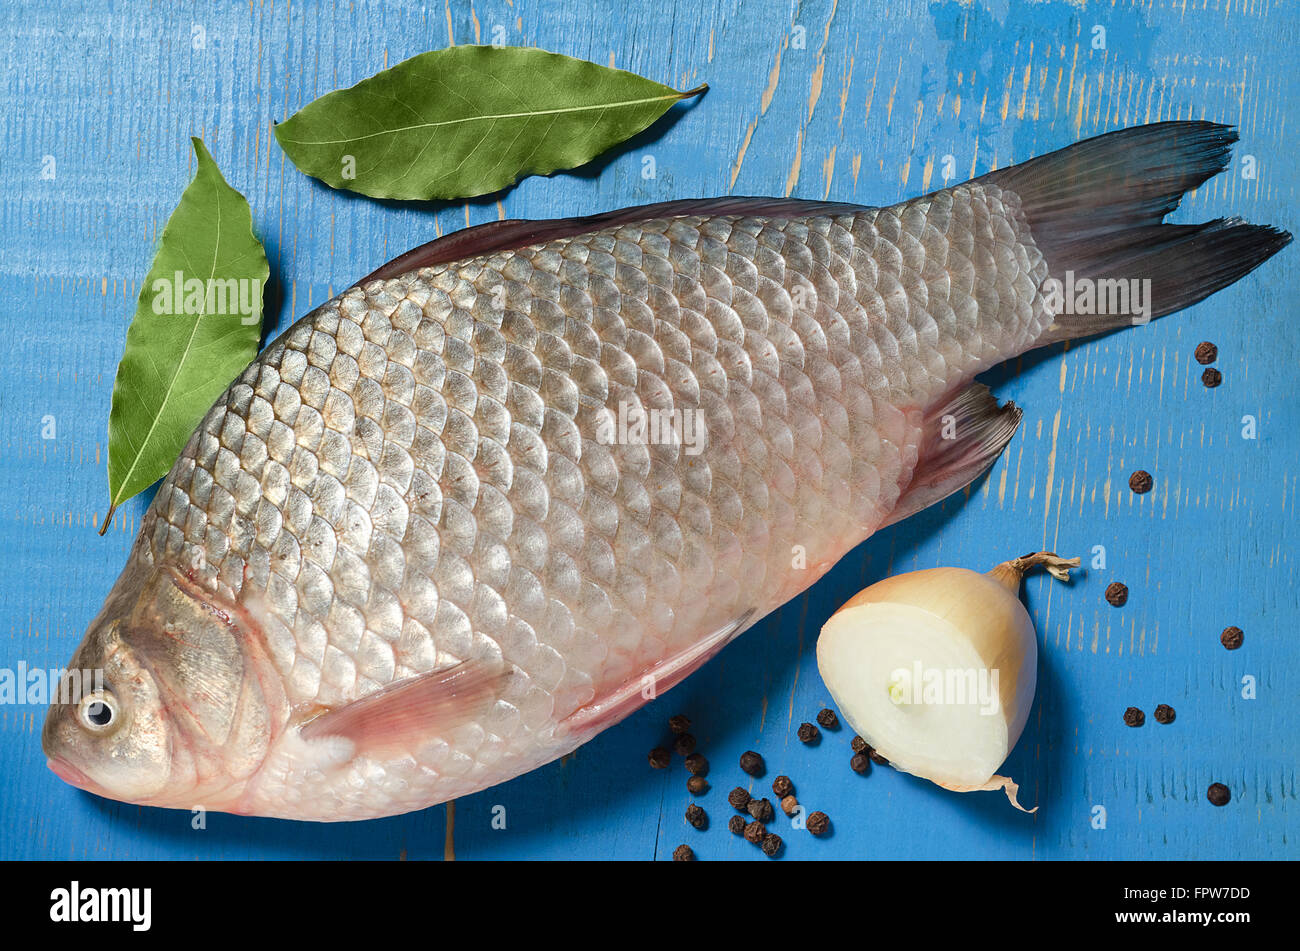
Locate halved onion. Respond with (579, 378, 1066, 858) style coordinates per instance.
(816, 552, 1078, 812)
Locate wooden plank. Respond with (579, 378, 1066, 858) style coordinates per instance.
(0, 0, 1293, 859)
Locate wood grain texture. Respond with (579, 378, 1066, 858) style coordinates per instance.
(0, 0, 1294, 859)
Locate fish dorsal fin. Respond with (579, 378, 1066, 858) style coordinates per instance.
(360, 197, 866, 284)
(558, 608, 758, 740)
(882, 383, 1021, 528)
(299, 660, 509, 759)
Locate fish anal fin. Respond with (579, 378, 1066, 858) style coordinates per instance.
(558, 609, 758, 739)
(883, 383, 1021, 529)
(299, 660, 508, 759)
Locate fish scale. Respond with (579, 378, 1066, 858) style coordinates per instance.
(46, 122, 1288, 819)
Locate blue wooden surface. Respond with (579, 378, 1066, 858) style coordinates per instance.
(1, 0, 1295, 860)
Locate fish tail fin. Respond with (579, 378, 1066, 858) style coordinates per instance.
(979, 121, 1291, 346)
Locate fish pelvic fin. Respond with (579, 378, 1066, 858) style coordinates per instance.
(557, 608, 758, 740)
(883, 383, 1021, 529)
(978, 121, 1291, 345)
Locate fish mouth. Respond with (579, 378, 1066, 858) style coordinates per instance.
(47, 756, 105, 796)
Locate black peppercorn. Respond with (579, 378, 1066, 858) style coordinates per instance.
(797, 722, 821, 744)
(1105, 582, 1129, 607)
(1194, 341, 1218, 365)
(727, 786, 752, 812)
(648, 747, 671, 769)
(685, 803, 707, 830)
(673, 733, 697, 756)
(668, 714, 691, 735)
(1123, 706, 1145, 727)
(760, 833, 783, 857)
(684, 753, 709, 777)
(739, 750, 765, 777)
(747, 797, 774, 823)
(1153, 704, 1175, 725)
(1129, 470, 1153, 494)
(806, 811, 830, 836)
(687, 775, 709, 795)
(851, 735, 868, 753)
(672, 844, 695, 861)
(1207, 783, 1231, 806)
(727, 814, 746, 835)
(743, 820, 766, 844)
(1221, 626, 1244, 650)
(816, 708, 840, 729)
(772, 775, 794, 798)
(1202, 367, 1223, 388)
(850, 752, 871, 775)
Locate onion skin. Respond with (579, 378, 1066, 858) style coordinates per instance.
(935, 775, 1035, 813)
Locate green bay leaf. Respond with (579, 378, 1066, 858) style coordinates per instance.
(274, 45, 705, 200)
(103, 138, 268, 533)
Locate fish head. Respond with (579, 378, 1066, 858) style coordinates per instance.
(43, 559, 279, 812)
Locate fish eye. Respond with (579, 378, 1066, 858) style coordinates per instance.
(77, 692, 118, 732)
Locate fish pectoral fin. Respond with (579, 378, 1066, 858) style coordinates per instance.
(558, 608, 758, 739)
(299, 660, 509, 759)
(883, 383, 1022, 529)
